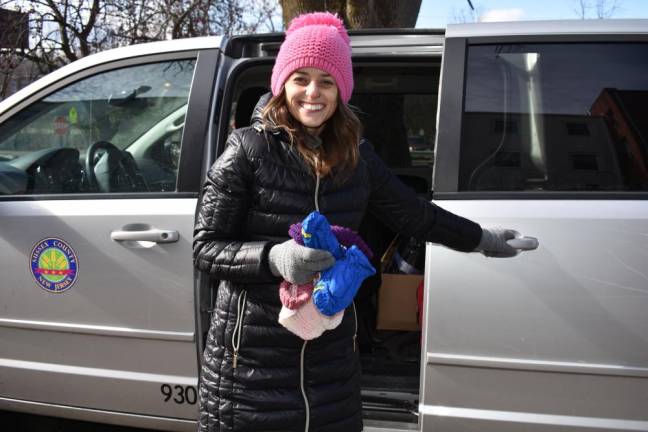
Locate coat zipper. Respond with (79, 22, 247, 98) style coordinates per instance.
(299, 160, 321, 432)
(352, 301, 358, 352)
(231, 289, 248, 369)
(300, 340, 310, 432)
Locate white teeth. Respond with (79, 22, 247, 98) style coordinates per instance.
(302, 103, 324, 111)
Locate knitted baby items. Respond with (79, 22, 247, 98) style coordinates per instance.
(300, 211, 375, 315)
(312, 245, 375, 316)
(271, 12, 354, 103)
(301, 210, 345, 259)
(278, 211, 375, 339)
(298, 212, 375, 316)
(279, 281, 313, 310)
(288, 222, 373, 260)
(278, 281, 343, 340)
(278, 298, 344, 341)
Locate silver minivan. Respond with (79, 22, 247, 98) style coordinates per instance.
(0, 19, 647, 432)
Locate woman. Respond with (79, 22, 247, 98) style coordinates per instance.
(193, 12, 520, 432)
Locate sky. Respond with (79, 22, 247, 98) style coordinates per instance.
(415, 0, 648, 28)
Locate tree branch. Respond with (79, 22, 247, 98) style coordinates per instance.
(44, 0, 77, 61)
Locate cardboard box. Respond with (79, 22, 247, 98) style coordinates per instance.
(376, 273, 423, 331)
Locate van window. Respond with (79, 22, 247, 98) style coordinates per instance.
(351, 64, 438, 194)
(459, 43, 648, 192)
(0, 60, 195, 195)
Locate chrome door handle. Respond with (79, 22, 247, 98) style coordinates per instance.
(111, 228, 179, 243)
(506, 236, 539, 250)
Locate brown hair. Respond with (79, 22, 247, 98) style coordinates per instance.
(261, 91, 362, 180)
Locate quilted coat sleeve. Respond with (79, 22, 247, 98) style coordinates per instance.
(193, 130, 278, 283)
(361, 139, 483, 252)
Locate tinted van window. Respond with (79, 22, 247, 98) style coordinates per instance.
(352, 64, 439, 194)
(459, 43, 648, 191)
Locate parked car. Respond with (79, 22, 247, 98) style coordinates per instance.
(1, 19, 647, 432)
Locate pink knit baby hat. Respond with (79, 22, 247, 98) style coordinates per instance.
(278, 300, 344, 341)
(271, 12, 354, 103)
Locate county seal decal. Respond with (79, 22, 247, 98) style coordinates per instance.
(30, 238, 78, 293)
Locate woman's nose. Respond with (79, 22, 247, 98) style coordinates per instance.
(305, 81, 320, 98)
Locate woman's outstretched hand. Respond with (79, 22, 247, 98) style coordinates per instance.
(476, 227, 521, 258)
(268, 240, 335, 284)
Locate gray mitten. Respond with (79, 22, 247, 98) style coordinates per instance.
(268, 240, 335, 284)
(476, 227, 520, 258)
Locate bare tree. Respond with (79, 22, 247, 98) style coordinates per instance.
(280, 0, 421, 29)
(109, 1, 168, 44)
(149, 0, 248, 39)
(0, 4, 33, 98)
(595, 0, 622, 18)
(3, 0, 116, 76)
(574, 0, 588, 19)
(449, 5, 484, 23)
(573, 0, 622, 19)
(248, 0, 281, 32)
(0, 0, 280, 100)
(108, 0, 267, 42)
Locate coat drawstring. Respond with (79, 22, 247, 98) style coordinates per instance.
(314, 172, 321, 212)
(232, 289, 248, 369)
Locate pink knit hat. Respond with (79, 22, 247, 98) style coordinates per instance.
(271, 12, 354, 103)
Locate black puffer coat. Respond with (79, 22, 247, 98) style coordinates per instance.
(193, 104, 482, 432)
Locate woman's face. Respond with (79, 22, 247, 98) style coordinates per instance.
(284, 67, 339, 135)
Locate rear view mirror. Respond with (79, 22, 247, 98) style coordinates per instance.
(108, 85, 152, 106)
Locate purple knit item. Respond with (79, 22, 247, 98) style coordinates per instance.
(271, 12, 353, 103)
(279, 281, 314, 310)
(289, 223, 373, 260)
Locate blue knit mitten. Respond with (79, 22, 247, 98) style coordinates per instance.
(301, 211, 345, 259)
(312, 245, 376, 316)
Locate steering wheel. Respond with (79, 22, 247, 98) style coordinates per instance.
(85, 141, 146, 192)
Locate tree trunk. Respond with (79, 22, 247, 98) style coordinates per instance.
(280, 0, 421, 29)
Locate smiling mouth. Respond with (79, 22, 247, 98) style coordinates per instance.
(300, 102, 324, 112)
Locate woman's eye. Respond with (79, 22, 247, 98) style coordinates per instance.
(321, 80, 334, 87)
(293, 77, 307, 84)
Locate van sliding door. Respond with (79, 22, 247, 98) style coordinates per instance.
(422, 21, 648, 432)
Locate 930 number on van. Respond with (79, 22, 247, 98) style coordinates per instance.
(161, 384, 197, 405)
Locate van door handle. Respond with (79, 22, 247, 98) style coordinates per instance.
(111, 228, 179, 243)
(507, 236, 539, 250)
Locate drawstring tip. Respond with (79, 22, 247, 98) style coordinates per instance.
(233, 353, 238, 369)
